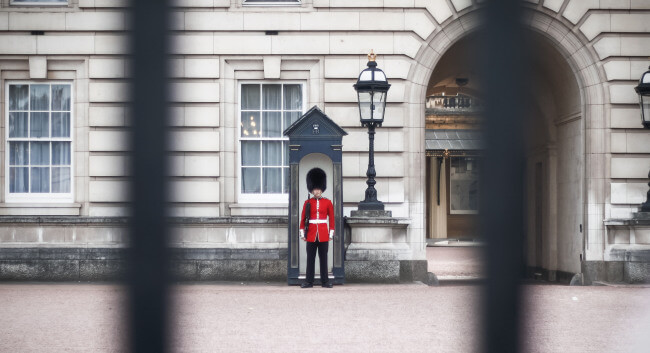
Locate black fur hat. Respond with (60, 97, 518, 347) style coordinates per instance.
(306, 168, 327, 193)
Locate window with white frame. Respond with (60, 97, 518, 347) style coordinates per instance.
(6, 82, 73, 202)
(239, 83, 303, 201)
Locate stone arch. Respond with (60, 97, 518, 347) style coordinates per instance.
(405, 7, 607, 276)
(408, 8, 605, 116)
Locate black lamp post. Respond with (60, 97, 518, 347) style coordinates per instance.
(354, 51, 391, 211)
(634, 66, 650, 212)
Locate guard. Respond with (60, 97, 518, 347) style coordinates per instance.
(299, 168, 335, 288)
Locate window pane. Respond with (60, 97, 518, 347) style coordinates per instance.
(51, 85, 71, 111)
(242, 167, 261, 193)
(283, 141, 289, 166)
(30, 84, 50, 111)
(262, 84, 281, 110)
(30, 167, 50, 193)
(358, 92, 372, 120)
(9, 142, 29, 165)
(241, 141, 261, 166)
(263, 168, 282, 193)
(52, 112, 71, 138)
(372, 91, 386, 121)
(283, 167, 290, 194)
(241, 84, 260, 110)
(283, 84, 302, 110)
(262, 141, 282, 166)
(9, 85, 29, 111)
(9, 112, 28, 138)
(30, 142, 50, 165)
(283, 111, 301, 130)
(30, 112, 50, 138)
(241, 112, 260, 137)
(52, 142, 71, 165)
(52, 167, 71, 193)
(9, 167, 29, 193)
(450, 157, 479, 212)
(263, 112, 281, 137)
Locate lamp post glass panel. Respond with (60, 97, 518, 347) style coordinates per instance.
(354, 51, 391, 211)
(635, 66, 650, 212)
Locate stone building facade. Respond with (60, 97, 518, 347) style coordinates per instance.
(0, 0, 649, 283)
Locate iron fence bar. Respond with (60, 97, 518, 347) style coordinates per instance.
(480, 0, 528, 352)
(127, 0, 171, 352)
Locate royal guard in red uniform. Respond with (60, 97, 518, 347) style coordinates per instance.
(299, 168, 335, 288)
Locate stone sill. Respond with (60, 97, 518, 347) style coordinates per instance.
(0, 243, 126, 248)
(172, 216, 288, 225)
(168, 243, 287, 249)
(0, 216, 288, 225)
(345, 216, 410, 227)
(0, 215, 126, 225)
(604, 218, 650, 226)
(605, 244, 650, 262)
(0, 203, 81, 216)
(229, 203, 288, 216)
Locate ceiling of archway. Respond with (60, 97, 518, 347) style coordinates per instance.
(426, 30, 581, 125)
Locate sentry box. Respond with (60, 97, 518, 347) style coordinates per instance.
(283, 106, 348, 285)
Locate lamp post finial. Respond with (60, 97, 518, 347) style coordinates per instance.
(368, 50, 376, 62)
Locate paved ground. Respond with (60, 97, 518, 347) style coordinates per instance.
(426, 246, 484, 278)
(1, 283, 649, 352)
(1, 247, 649, 352)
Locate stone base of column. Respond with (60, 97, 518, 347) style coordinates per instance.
(344, 215, 427, 283)
(596, 215, 650, 284)
(350, 209, 393, 217)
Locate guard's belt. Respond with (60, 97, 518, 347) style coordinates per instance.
(309, 220, 327, 224)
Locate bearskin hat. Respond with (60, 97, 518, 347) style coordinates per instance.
(306, 168, 327, 193)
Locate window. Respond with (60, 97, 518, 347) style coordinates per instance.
(6, 82, 73, 202)
(239, 83, 303, 201)
(11, 0, 67, 5)
(449, 157, 479, 214)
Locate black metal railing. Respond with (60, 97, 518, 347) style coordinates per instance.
(123, 0, 527, 352)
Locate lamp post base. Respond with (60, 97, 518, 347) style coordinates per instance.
(351, 209, 392, 218)
(357, 199, 385, 211)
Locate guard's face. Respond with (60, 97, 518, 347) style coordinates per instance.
(312, 188, 322, 198)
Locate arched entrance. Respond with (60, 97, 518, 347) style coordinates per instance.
(424, 33, 482, 242)
(407, 8, 606, 280)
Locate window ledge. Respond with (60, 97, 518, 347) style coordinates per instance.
(0, 203, 81, 216)
(242, 2, 301, 6)
(229, 203, 288, 216)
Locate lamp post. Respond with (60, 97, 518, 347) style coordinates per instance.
(634, 66, 650, 212)
(354, 51, 391, 212)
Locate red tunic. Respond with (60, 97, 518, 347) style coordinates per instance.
(299, 197, 335, 242)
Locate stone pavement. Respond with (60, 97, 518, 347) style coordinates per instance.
(426, 245, 485, 280)
(1, 282, 650, 353)
(0, 247, 648, 352)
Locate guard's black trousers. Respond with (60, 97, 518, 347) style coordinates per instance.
(306, 239, 329, 284)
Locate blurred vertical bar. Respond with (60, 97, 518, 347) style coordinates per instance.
(479, 0, 528, 352)
(127, 0, 171, 352)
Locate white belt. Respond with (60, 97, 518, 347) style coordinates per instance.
(309, 220, 327, 224)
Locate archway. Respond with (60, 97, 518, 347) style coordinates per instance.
(408, 8, 605, 280)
